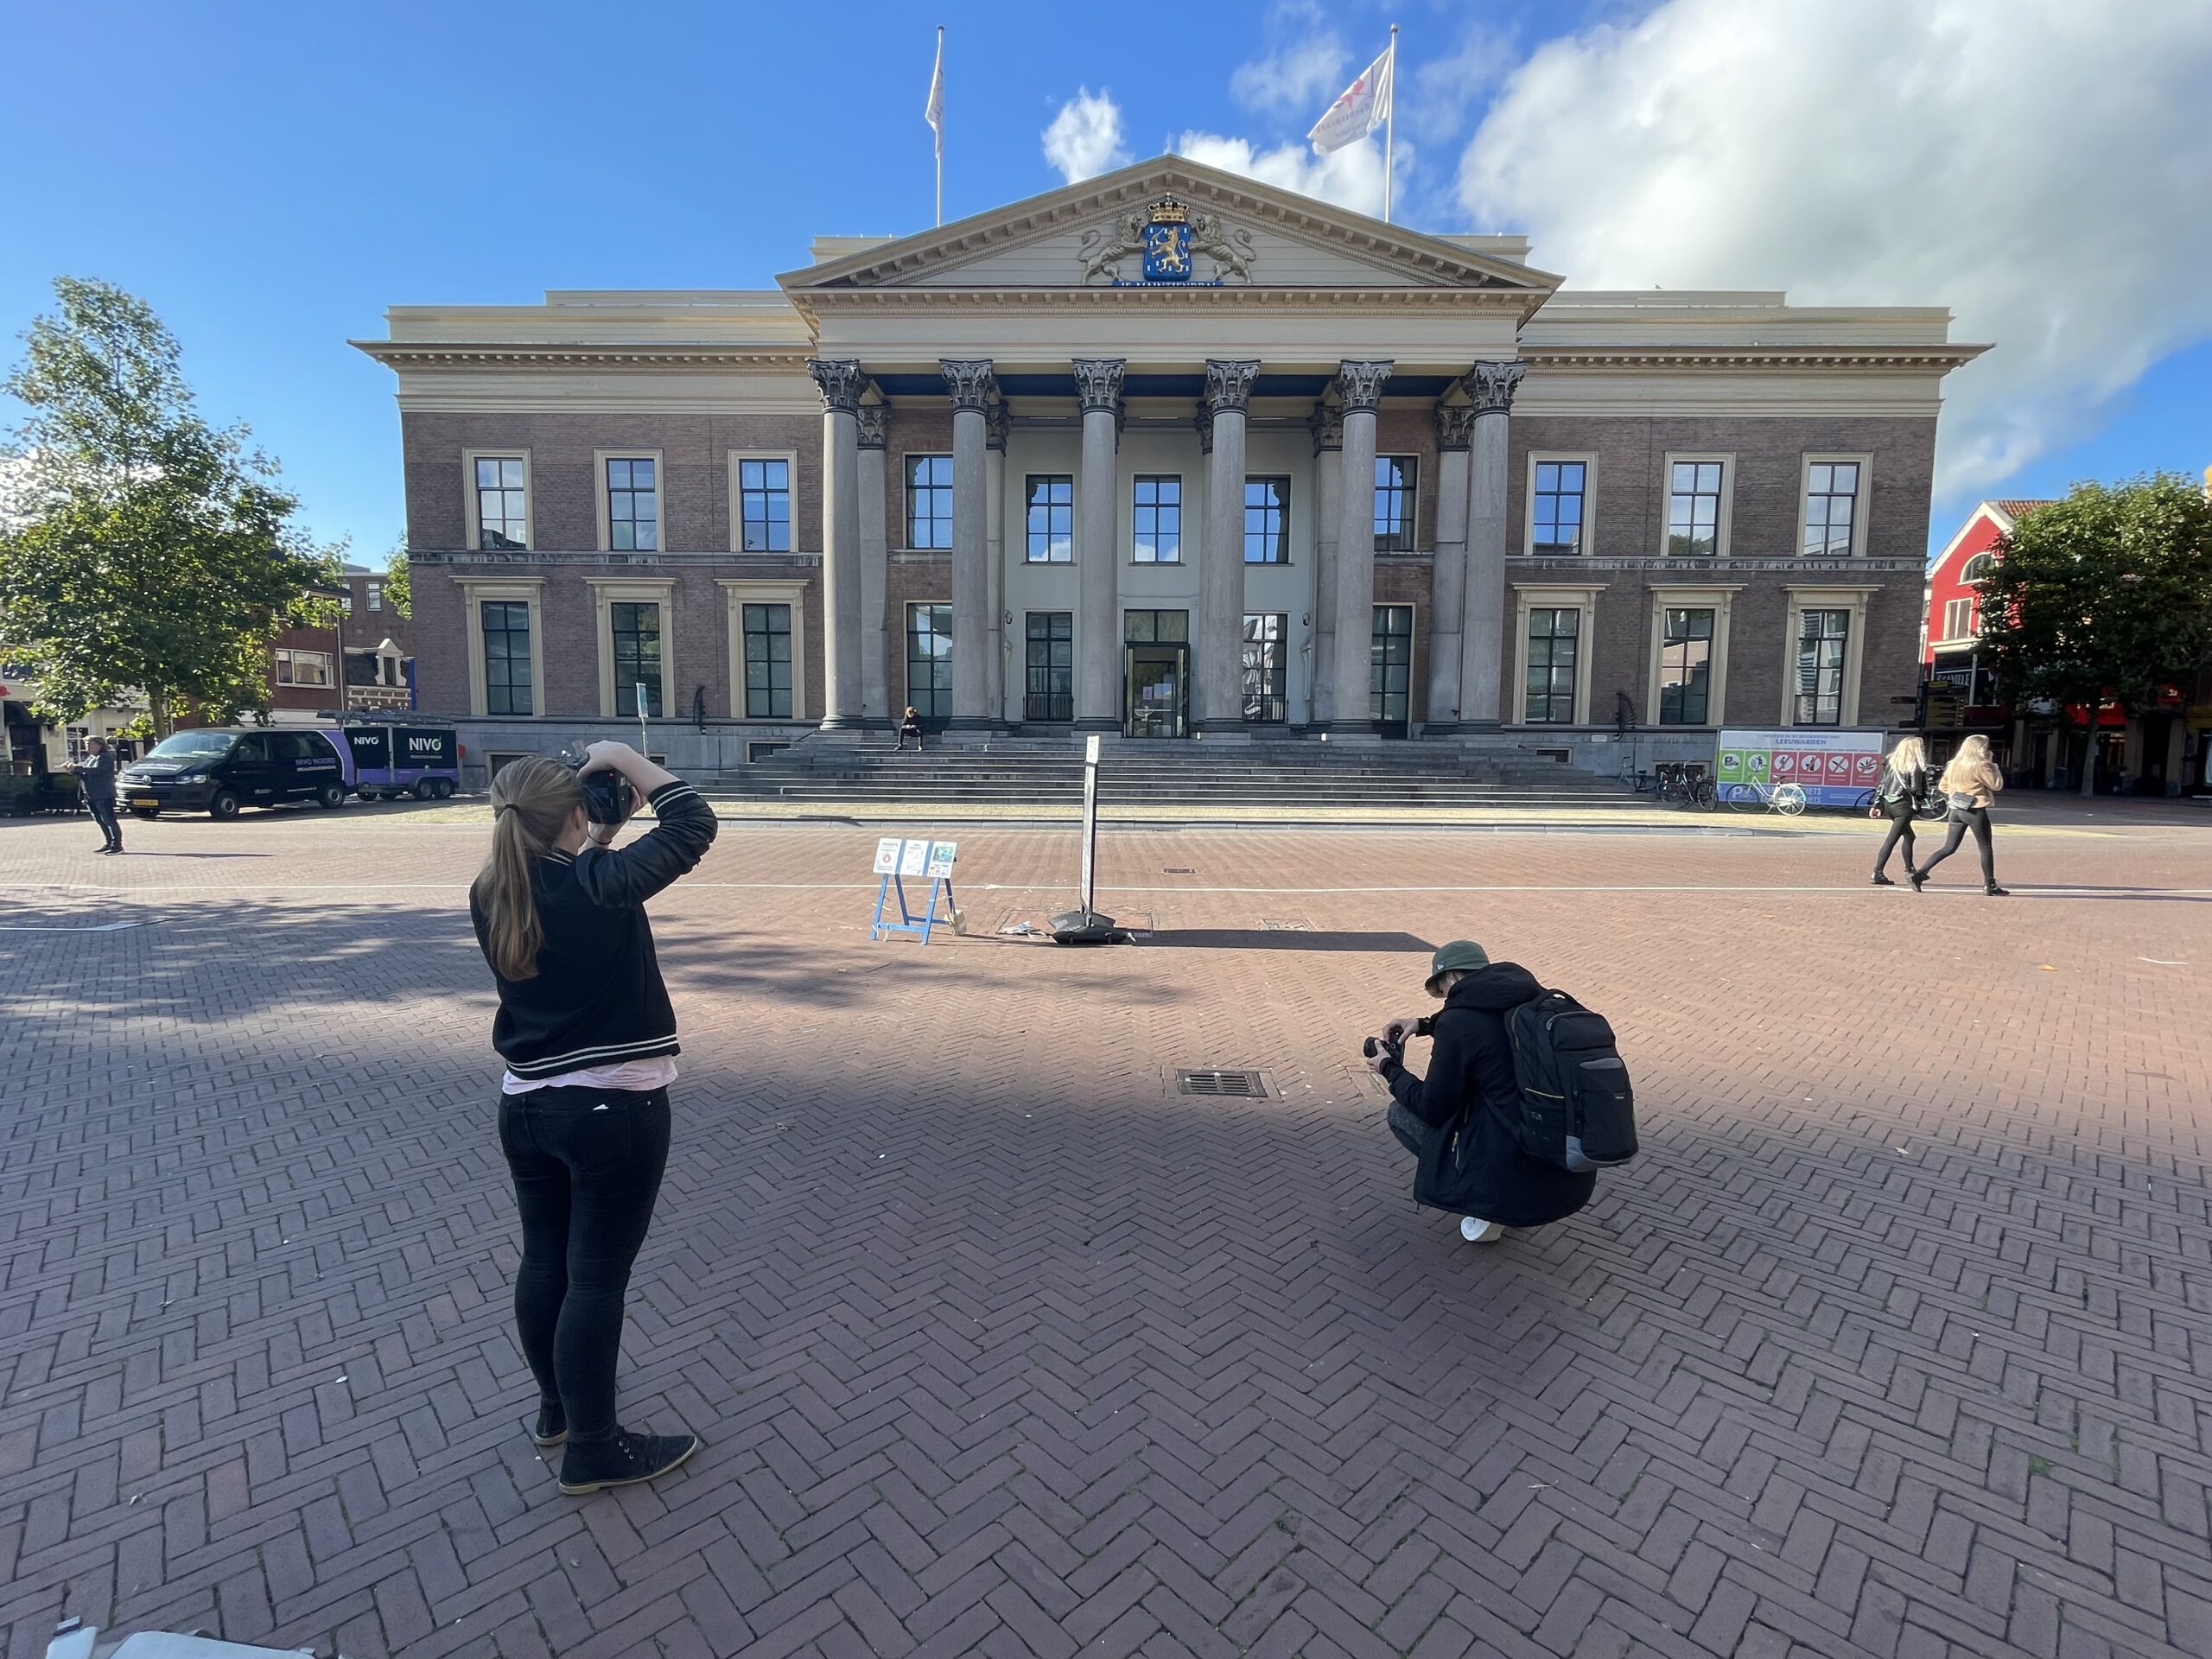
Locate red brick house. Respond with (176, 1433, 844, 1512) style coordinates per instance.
(269, 564, 416, 723)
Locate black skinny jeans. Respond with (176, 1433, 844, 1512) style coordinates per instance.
(1916, 806, 1997, 887)
(1872, 804, 1916, 875)
(86, 794, 122, 848)
(498, 1084, 671, 1445)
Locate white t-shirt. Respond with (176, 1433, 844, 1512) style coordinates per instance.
(500, 1056, 678, 1096)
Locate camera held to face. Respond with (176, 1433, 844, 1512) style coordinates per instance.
(556, 745, 638, 827)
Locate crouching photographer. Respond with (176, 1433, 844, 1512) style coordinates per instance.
(1366, 940, 1605, 1245)
(470, 741, 717, 1495)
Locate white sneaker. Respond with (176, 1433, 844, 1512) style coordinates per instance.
(1460, 1217, 1505, 1244)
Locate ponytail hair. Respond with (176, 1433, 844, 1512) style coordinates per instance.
(472, 756, 583, 980)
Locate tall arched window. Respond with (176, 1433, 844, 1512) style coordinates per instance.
(1961, 552, 1996, 582)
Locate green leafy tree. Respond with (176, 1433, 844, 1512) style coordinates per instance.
(383, 535, 410, 617)
(1977, 474, 2212, 795)
(0, 276, 341, 735)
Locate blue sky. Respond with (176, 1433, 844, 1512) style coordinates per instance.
(4, 0, 2207, 563)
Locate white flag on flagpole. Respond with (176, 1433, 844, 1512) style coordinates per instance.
(925, 30, 945, 159)
(1306, 42, 1394, 155)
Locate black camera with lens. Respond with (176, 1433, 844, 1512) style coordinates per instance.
(556, 744, 637, 827)
(1362, 1034, 1402, 1065)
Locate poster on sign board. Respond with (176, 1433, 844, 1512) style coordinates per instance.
(925, 841, 957, 880)
(874, 837, 904, 875)
(898, 839, 930, 876)
(1714, 728, 1885, 807)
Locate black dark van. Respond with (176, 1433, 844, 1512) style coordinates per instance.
(120, 727, 353, 819)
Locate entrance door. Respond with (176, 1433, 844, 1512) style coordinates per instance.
(1370, 605, 1414, 737)
(1125, 645, 1189, 739)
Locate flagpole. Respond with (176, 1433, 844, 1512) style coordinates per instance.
(1383, 23, 1397, 225)
(935, 25, 944, 228)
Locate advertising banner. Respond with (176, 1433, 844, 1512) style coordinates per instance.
(1714, 728, 1885, 808)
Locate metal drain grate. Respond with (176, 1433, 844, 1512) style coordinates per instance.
(1177, 1069, 1269, 1099)
(1260, 918, 1313, 931)
(1161, 867, 1195, 874)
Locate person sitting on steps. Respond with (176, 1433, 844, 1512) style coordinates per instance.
(894, 706, 925, 753)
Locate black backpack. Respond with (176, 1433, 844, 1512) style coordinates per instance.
(1504, 990, 1639, 1173)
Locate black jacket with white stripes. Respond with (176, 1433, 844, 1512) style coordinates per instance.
(472, 778, 718, 1081)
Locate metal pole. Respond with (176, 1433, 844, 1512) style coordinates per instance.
(637, 681, 649, 757)
(1080, 733, 1099, 916)
(935, 25, 944, 229)
(1383, 25, 1397, 225)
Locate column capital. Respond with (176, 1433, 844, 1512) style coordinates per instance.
(1433, 404, 1478, 451)
(1308, 400, 1344, 454)
(1204, 359, 1260, 416)
(1333, 360, 1394, 413)
(1071, 358, 1126, 412)
(939, 359, 997, 412)
(1462, 359, 1527, 416)
(808, 359, 868, 414)
(854, 404, 889, 449)
(985, 400, 1011, 453)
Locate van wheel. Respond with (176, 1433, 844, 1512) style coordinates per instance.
(316, 783, 345, 809)
(209, 790, 240, 821)
(431, 779, 454, 799)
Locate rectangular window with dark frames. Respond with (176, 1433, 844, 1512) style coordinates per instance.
(738, 458, 791, 552)
(1242, 613, 1287, 722)
(1122, 608, 1189, 643)
(1802, 461, 1860, 556)
(1667, 461, 1725, 557)
(1943, 596, 1974, 641)
(741, 602, 792, 718)
(610, 601, 663, 716)
(1025, 475, 1074, 563)
(1657, 607, 1715, 724)
(1370, 604, 1413, 726)
(906, 455, 954, 550)
(1531, 461, 1586, 556)
(481, 600, 533, 716)
(1373, 455, 1417, 552)
(1524, 607, 1580, 722)
(1794, 607, 1849, 726)
(475, 457, 527, 550)
(1133, 475, 1181, 563)
(1243, 477, 1290, 563)
(606, 458, 658, 551)
(906, 602, 954, 721)
(1025, 611, 1074, 721)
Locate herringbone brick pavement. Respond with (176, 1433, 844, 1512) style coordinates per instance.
(2, 806, 2208, 1658)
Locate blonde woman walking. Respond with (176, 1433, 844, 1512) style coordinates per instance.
(471, 743, 717, 1493)
(1868, 735, 1931, 886)
(1910, 734, 2008, 896)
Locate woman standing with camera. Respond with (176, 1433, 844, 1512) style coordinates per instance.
(471, 741, 718, 1494)
(1910, 734, 2009, 896)
(1868, 734, 1931, 886)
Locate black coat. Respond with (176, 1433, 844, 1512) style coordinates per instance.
(1384, 962, 1598, 1227)
(1874, 762, 1928, 818)
(77, 750, 118, 804)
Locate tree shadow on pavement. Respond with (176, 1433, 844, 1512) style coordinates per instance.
(1138, 928, 1435, 952)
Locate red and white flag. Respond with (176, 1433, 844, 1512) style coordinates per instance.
(1307, 42, 1395, 155)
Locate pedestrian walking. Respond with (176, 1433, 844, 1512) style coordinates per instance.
(470, 742, 718, 1494)
(75, 736, 123, 855)
(1868, 734, 1930, 886)
(1366, 941, 1599, 1245)
(1911, 734, 2008, 896)
(894, 705, 925, 752)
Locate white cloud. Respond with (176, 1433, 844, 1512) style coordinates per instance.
(1230, 34, 1351, 118)
(1172, 130, 1400, 220)
(1042, 89, 1131, 185)
(1457, 0, 2212, 498)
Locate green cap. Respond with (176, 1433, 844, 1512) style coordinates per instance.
(1425, 939, 1491, 996)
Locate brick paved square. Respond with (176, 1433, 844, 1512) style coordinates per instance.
(2, 805, 2209, 1658)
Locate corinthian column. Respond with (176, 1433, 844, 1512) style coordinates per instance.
(985, 400, 1009, 723)
(1459, 360, 1524, 727)
(1308, 401, 1343, 725)
(855, 403, 889, 727)
(1072, 359, 1124, 731)
(807, 358, 867, 728)
(1199, 359, 1259, 732)
(940, 358, 995, 728)
(1326, 360, 1392, 733)
(1425, 403, 1476, 733)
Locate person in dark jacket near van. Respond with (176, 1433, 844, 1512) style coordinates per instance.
(1368, 941, 1596, 1243)
(75, 736, 123, 854)
(470, 742, 717, 1495)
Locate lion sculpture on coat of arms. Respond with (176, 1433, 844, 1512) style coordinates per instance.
(1079, 207, 1257, 283)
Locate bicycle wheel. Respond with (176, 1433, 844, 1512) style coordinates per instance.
(1723, 782, 1762, 813)
(1772, 783, 1808, 816)
(1693, 777, 1719, 810)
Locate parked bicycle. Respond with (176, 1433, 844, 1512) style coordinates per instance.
(1722, 776, 1808, 816)
(1655, 762, 1716, 810)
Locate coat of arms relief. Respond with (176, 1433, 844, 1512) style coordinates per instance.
(1079, 194, 1257, 285)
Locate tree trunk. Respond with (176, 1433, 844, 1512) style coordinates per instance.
(2079, 731, 2098, 798)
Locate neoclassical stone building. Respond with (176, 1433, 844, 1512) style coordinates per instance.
(357, 156, 1983, 773)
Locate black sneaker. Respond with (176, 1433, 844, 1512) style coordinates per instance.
(1985, 885, 2011, 897)
(529, 1400, 567, 1448)
(1870, 873, 1895, 886)
(1909, 870, 1928, 893)
(557, 1428, 699, 1495)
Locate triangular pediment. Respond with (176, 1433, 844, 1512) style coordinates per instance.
(779, 156, 1560, 302)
